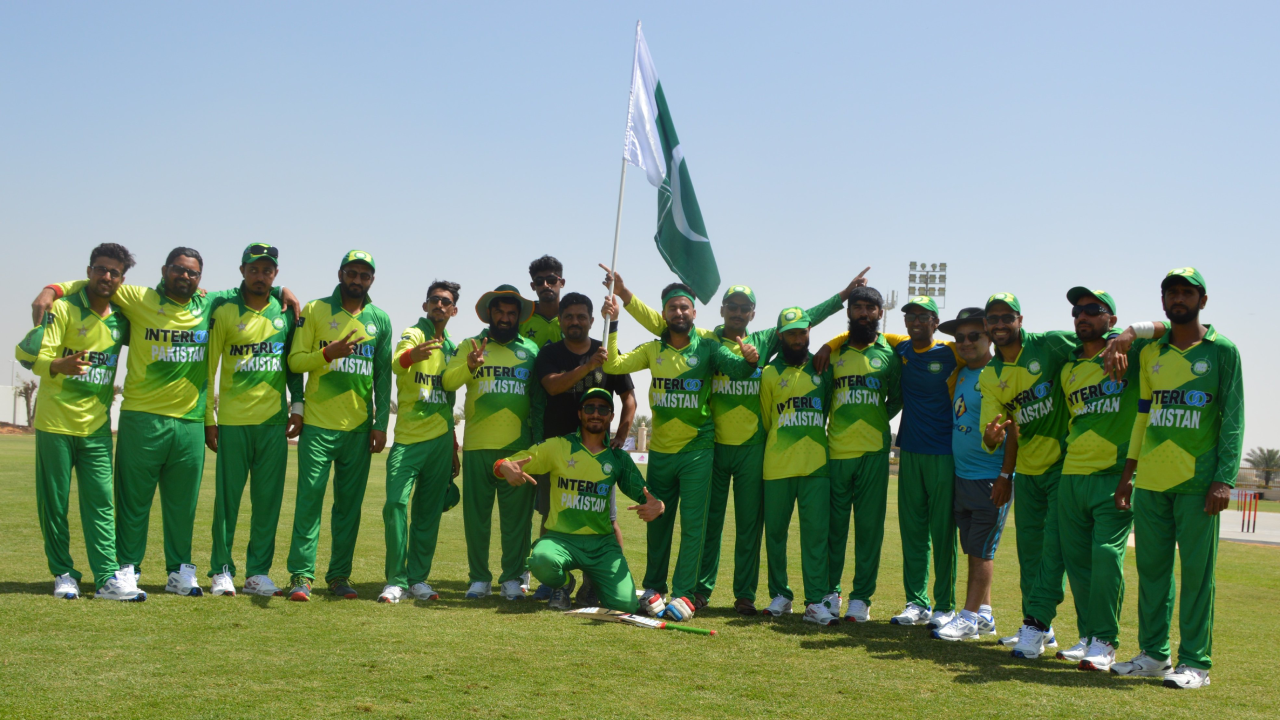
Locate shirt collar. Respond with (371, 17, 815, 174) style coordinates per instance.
(1158, 323, 1217, 345)
(330, 284, 374, 313)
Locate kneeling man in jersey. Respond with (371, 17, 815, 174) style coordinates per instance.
(494, 388, 666, 613)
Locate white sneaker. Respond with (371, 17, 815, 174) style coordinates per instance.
(1164, 665, 1210, 689)
(465, 581, 492, 599)
(243, 575, 282, 597)
(932, 615, 978, 641)
(409, 582, 439, 600)
(844, 598, 870, 622)
(94, 574, 144, 602)
(210, 566, 236, 597)
(998, 634, 1019, 647)
(1111, 651, 1173, 678)
(804, 603, 840, 626)
(762, 595, 793, 617)
(821, 592, 841, 617)
(975, 612, 997, 637)
(1046, 626, 1059, 647)
(165, 564, 204, 597)
(499, 579, 525, 600)
(116, 564, 146, 600)
(926, 609, 956, 630)
(377, 585, 404, 604)
(1056, 637, 1089, 662)
(1011, 623, 1049, 659)
(520, 570, 532, 594)
(891, 603, 932, 626)
(1080, 638, 1116, 672)
(53, 573, 80, 600)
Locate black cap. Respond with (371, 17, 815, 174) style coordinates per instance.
(847, 287, 884, 308)
(938, 307, 986, 336)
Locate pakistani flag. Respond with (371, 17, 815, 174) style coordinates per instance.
(623, 23, 720, 303)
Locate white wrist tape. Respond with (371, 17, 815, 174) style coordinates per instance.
(1130, 322, 1156, 339)
(290, 402, 305, 416)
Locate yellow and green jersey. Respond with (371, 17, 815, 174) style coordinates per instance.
(760, 354, 834, 480)
(624, 292, 843, 446)
(978, 329, 1078, 475)
(605, 328, 758, 454)
(393, 318, 457, 445)
(498, 431, 648, 536)
(206, 289, 303, 427)
(288, 286, 392, 433)
(442, 329, 540, 452)
(52, 279, 259, 421)
(1059, 332, 1152, 476)
(520, 312, 561, 347)
(15, 291, 127, 436)
(1128, 325, 1244, 494)
(827, 334, 903, 459)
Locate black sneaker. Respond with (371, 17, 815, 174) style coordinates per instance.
(329, 577, 358, 599)
(549, 573, 577, 611)
(575, 574, 600, 608)
(693, 593, 710, 611)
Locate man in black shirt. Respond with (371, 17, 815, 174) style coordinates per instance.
(532, 292, 637, 604)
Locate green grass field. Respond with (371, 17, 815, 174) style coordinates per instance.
(1, 435, 1277, 719)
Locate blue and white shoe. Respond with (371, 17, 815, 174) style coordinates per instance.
(465, 581, 492, 599)
(53, 573, 79, 600)
(165, 563, 204, 597)
(532, 584, 554, 601)
(95, 573, 145, 602)
(975, 612, 996, 637)
(891, 603, 932, 626)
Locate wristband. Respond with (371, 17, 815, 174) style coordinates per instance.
(321, 345, 332, 362)
(290, 402, 304, 417)
(1130, 322, 1156, 339)
(399, 349, 415, 369)
(44, 284, 64, 300)
(998, 472, 1011, 480)
(609, 320, 619, 333)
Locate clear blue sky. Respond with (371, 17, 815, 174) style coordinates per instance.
(3, 2, 1276, 450)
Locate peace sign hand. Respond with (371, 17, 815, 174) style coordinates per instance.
(983, 413, 1014, 450)
(627, 487, 666, 522)
(409, 338, 444, 364)
(467, 337, 489, 371)
(497, 456, 535, 487)
(323, 330, 365, 361)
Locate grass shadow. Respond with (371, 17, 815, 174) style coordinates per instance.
(0, 581, 58, 596)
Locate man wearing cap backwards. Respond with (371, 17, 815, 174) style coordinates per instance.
(930, 307, 1008, 641)
(494, 388, 666, 611)
(378, 279, 463, 604)
(285, 250, 392, 601)
(820, 287, 903, 622)
(817, 292, 965, 628)
(204, 244, 305, 598)
(758, 308, 839, 625)
(521, 255, 564, 347)
(31, 247, 300, 597)
(17, 243, 142, 601)
(1106, 268, 1243, 690)
(443, 284, 543, 601)
(601, 284, 759, 622)
(599, 265, 865, 615)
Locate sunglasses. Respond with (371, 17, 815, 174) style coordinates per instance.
(167, 264, 202, 279)
(581, 403, 612, 416)
(903, 312, 936, 324)
(986, 313, 1017, 325)
(247, 245, 279, 259)
(1071, 303, 1110, 318)
(956, 331, 987, 343)
(427, 296, 454, 307)
(723, 302, 755, 313)
(342, 268, 374, 282)
(532, 275, 562, 287)
(90, 265, 123, 279)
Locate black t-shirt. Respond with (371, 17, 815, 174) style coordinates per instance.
(534, 338, 635, 440)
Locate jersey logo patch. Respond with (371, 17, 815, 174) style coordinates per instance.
(1028, 359, 1042, 375)
(602, 462, 613, 474)
(365, 323, 377, 336)
(273, 317, 285, 330)
(687, 355, 699, 367)
(869, 357, 884, 369)
(927, 361, 943, 374)
(110, 328, 120, 341)
(1191, 358, 1211, 376)
(516, 350, 527, 360)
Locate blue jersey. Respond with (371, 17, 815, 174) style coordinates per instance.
(892, 335, 962, 455)
(952, 364, 1004, 480)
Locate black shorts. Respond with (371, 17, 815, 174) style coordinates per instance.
(953, 477, 1009, 560)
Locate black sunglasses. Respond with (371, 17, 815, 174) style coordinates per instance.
(167, 264, 201, 278)
(581, 403, 612, 415)
(89, 265, 123, 279)
(427, 296, 454, 307)
(247, 245, 279, 259)
(1071, 304, 1110, 318)
(723, 301, 755, 313)
(956, 331, 987, 343)
(986, 313, 1017, 325)
(532, 275, 562, 287)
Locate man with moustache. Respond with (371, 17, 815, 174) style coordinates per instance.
(204, 244, 305, 597)
(285, 250, 392, 601)
(33, 248, 300, 597)
(521, 255, 564, 347)
(443, 285, 542, 601)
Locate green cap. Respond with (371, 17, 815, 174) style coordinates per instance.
(904, 295, 939, 316)
(580, 387, 614, 411)
(1066, 287, 1117, 315)
(722, 284, 757, 305)
(241, 243, 279, 266)
(340, 249, 376, 271)
(776, 306, 812, 333)
(985, 292, 1021, 314)
(475, 284, 535, 324)
(1161, 267, 1206, 292)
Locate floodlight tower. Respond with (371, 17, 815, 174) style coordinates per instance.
(908, 261, 948, 309)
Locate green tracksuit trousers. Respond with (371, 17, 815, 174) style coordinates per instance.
(828, 453, 890, 605)
(1059, 474, 1132, 646)
(642, 448, 714, 600)
(116, 410, 205, 574)
(898, 451, 958, 612)
(528, 532, 638, 613)
(35, 430, 118, 589)
(696, 442, 765, 602)
(764, 476, 832, 606)
(209, 424, 288, 579)
(1017, 466, 1069, 630)
(384, 434, 452, 588)
(286, 425, 371, 584)
(1134, 487, 1219, 671)
(463, 449, 534, 585)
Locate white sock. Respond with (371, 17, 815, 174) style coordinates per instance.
(960, 609, 979, 622)
(979, 604, 993, 616)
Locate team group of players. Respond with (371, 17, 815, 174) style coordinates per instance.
(18, 243, 1242, 691)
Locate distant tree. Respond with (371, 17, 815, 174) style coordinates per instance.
(113, 384, 124, 404)
(629, 414, 651, 439)
(453, 410, 465, 426)
(16, 380, 38, 427)
(1245, 447, 1280, 488)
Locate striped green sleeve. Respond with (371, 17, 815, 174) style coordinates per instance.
(1213, 340, 1245, 487)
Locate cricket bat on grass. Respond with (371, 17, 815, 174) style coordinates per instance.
(566, 607, 716, 636)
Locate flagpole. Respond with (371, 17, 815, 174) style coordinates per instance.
(602, 21, 642, 346)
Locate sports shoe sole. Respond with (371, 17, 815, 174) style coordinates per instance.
(804, 616, 840, 626)
(166, 588, 204, 597)
(1110, 667, 1171, 677)
(843, 615, 869, 622)
(1056, 650, 1084, 661)
(1163, 677, 1210, 690)
(932, 631, 977, 641)
(1011, 649, 1044, 659)
(890, 617, 928, 626)
(1079, 660, 1112, 672)
(289, 591, 310, 602)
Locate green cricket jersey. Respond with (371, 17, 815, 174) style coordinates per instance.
(520, 313, 561, 347)
(1127, 325, 1244, 494)
(604, 328, 757, 454)
(393, 318, 457, 445)
(978, 329, 1078, 475)
(205, 288, 304, 427)
(1059, 332, 1152, 476)
(624, 292, 843, 446)
(760, 354, 834, 480)
(498, 430, 648, 535)
(827, 333, 902, 460)
(15, 291, 127, 436)
(442, 329, 540, 452)
(288, 286, 392, 433)
(52, 279, 262, 421)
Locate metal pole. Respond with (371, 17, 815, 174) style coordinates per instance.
(602, 155, 628, 346)
(10, 360, 16, 426)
